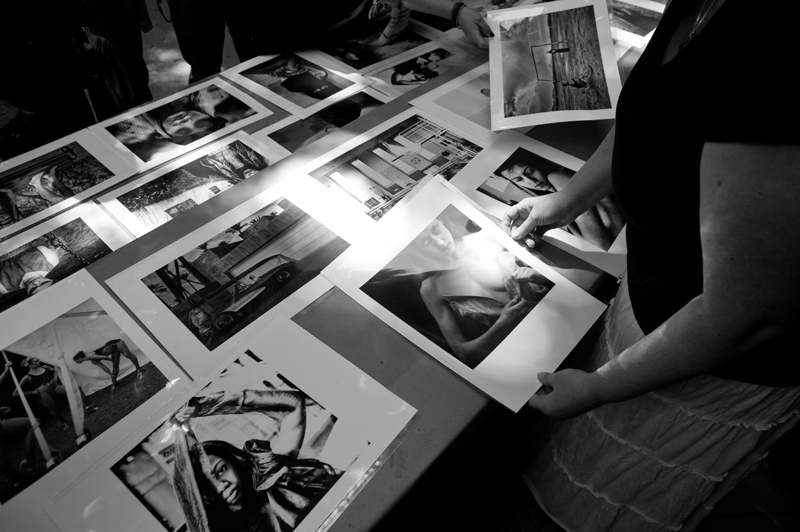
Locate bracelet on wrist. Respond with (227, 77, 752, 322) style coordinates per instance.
(451, 1, 466, 29)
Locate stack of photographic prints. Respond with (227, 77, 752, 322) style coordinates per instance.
(90, 79, 273, 171)
(321, 177, 607, 411)
(487, 0, 623, 129)
(300, 108, 486, 222)
(106, 176, 369, 378)
(45, 314, 417, 532)
(0, 270, 188, 531)
(449, 130, 627, 275)
(98, 132, 291, 237)
(0, 130, 136, 242)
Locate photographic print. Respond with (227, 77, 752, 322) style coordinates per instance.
(449, 130, 627, 273)
(46, 315, 417, 532)
(223, 53, 371, 120)
(488, 0, 623, 129)
(90, 79, 271, 171)
(369, 43, 479, 99)
(255, 88, 389, 154)
(0, 203, 130, 317)
(610, 0, 664, 47)
(316, 18, 433, 74)
(302, 109, 485, 222)
(322, 177, 606, 411)
(99, 132, 289, 236)
(0, 131, 136, 242)
(107, 177, 365, 377)
(0, 270, 186, 524)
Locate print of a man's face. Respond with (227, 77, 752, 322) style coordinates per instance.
(162, 110, 217, 137)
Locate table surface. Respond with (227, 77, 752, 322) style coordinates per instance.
(75, 46, 638, 531)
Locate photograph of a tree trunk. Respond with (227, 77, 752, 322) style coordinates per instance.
(141, 198, 348, 350)
(116, 140, 270, 233)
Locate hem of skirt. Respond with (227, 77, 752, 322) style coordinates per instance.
(585, 410, 725, 482)
(646, 392, 800, 431)
(522, 471, 575, 532)
(549, 438, 684, 531)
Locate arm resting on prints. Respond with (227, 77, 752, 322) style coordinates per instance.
(530, 142, 800, 418)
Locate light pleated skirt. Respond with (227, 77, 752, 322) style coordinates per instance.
(523, 275, 800, 532)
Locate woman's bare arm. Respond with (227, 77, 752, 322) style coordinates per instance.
(529, 142, 800, 418)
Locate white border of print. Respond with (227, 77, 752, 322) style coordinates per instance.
(222, 52, 373, 120)
(610, 0, 664, 48)
(298, 107, 487, 217)
(487, 0, 623, 130)
(107, 176, 368, 378)
(0, 269, 188, 532)
(97, 131, 290, 237)
(322, 177, 606, 411)
(314, 20, 445, 76)
(252, 87, 391, 142)
(367, 40, 479, 100)
(411, 61, 515, 145)
(0, 129, 136, 241)
(89, 78, 273, 172)
(0, 202, 131, 318)
(45, 313, 417, 532)
(449, 130, 627, 274)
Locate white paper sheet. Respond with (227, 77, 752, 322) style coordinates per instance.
(322, 177, 606, 411)
(0, 129, 137, 242)
(488, 0, 623, 130)
(610, 0, 665, 48)
(0, 270, 188, 529)
(222, 52, 373, 120)
(448, 130, 627, 274)
(45, 314, 417, 532)
(89, 78, 273, 171)
(106, 176, 370, 378)
(97, 131, 290, 236)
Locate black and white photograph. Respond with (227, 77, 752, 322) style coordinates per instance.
(46, 315, 416, 532)
(488, 0, 623, 129)
(610, 0, 664, 47)
(322, 177, 607, 411)
(362, 203, 554, 369)
(369, 44, 477, 99)
(91, 79, 270, 170)
(481, 147, 625, 251)
(0, 131, 135, 241)
(111, 353, 362, 532)
(100, 133, 288, 236)
(304, 109, 484, 221)
(258, 89, 387, 154)
(0, 204, 129, 316)
(0, 299, 167, 503)
(140, 197, 349, 351)
(316, 18, 432, 73)
(224, 53, 369, 120)
(448, 131, 627, 273)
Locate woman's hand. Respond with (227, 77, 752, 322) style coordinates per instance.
(497, 294, 534, 327)
(527, 369, 604, 419)
(457, 6, 493, 49)
(501, 192, 575, 248)
(173, 403, 197, 425)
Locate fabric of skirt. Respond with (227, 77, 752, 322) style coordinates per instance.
(522, 274, 800, 532)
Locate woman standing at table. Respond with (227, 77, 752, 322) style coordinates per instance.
(502, 0, 800, 530)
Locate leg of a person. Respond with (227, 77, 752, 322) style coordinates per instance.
(110, 351, 120, 386)
(0, 432, 23, 482)
(37, 392, 66, 423)
(222, 0, 255, 63)
(117, 340, 141, 371)
(91, 360, 113, 377)
(168, 0, 226, 82)
(103, 9, 152, 106)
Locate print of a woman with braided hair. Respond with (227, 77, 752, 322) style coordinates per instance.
(170, 386, 342, 532)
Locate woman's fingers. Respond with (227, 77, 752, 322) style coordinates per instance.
(459, 7, 494, 49)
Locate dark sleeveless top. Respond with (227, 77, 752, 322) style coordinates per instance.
(612, 0, 800, 385)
